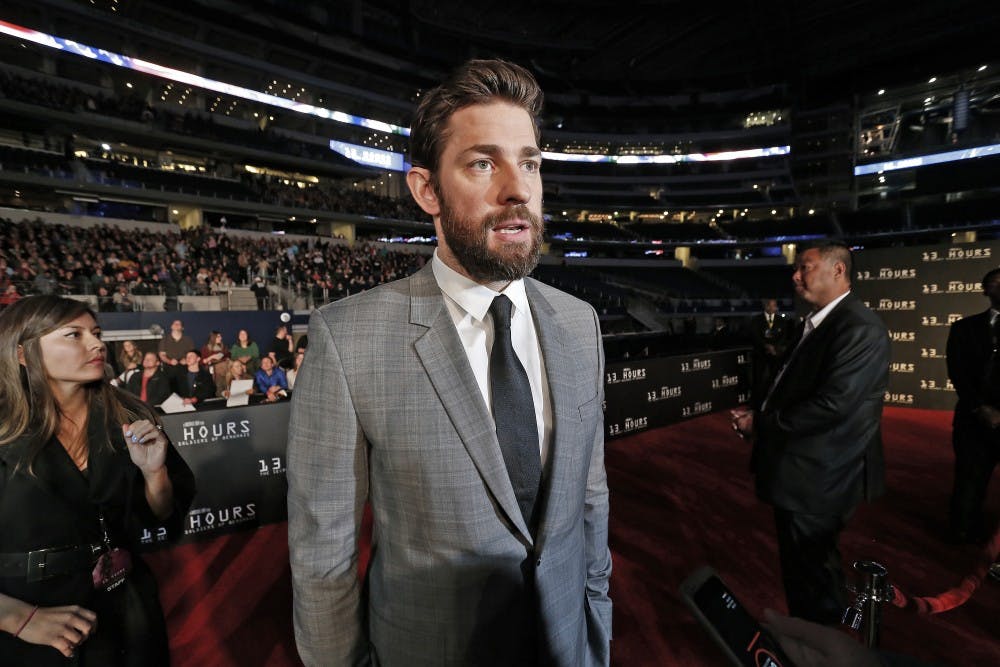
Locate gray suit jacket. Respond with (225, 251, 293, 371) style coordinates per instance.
(287, 263, 612, 666)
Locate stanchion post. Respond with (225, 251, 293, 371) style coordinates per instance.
(843, 560, 891, 648)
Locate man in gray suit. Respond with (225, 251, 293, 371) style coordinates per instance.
(287, 59, 612, 666)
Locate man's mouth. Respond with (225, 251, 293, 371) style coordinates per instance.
(491, 221, 530, 235)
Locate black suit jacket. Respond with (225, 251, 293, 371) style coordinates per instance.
(173, 366, 216, 404)
(125, 369, 173, 408)
(946, 309, 998, 427)
(753, 293, 891, 514)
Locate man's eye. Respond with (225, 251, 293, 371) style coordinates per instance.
(471, 159, 492, 170)
(523, 161, 541, 173)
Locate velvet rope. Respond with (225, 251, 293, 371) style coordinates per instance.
(891, 524, 1000, 614)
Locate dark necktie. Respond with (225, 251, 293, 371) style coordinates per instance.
(489, 295, 541, 531)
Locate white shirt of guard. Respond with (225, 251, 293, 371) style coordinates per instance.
(432, 251, 553, 466)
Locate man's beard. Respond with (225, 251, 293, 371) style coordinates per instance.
(438, 199, 544, 283)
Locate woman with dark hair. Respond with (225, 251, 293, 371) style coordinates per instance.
(229, 329, 260, 374)
(0, 296, 195, 666)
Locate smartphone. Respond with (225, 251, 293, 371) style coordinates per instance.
(680, 566, 797, 667)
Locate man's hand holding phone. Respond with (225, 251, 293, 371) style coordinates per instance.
(680, 567, 796, 667)
(730, 408, 755, 441)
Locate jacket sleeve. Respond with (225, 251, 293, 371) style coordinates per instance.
(131, 439, 196, 541)
(122, 399, 196, 542)
(946, 319, 986, 410)
(583, 307, 612, 663)
(287, 310, 370, 666)
(749, 316, 767, 347)
(760, 319, 889, 441)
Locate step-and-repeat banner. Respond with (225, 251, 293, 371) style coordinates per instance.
(603, 348, 751, 439)
(853, 240, 998, 410)
(142, 401, 290, 548)
(143, 348, 753, 545)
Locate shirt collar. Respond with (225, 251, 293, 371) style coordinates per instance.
(431, 251, 529, 322)
(808, 290, 850, 330)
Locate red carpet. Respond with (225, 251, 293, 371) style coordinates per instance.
(146, 407, 1000, 665)
(606, 407, 1000, 666)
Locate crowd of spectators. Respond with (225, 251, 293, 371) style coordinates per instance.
(0, 217, 425, 310)
(0, 70, 152, 127)
(111, 319, 310, 410)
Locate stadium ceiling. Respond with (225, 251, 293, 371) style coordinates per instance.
(181, 0, 997, 100)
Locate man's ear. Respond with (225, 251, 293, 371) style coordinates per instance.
(17, 344, 26, 367)
(406, 167, 440, 217)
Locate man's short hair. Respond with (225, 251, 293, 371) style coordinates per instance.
(409, 59, 543, 173)
(982, 267, 1000, 290)
(804, 240, 853, 279)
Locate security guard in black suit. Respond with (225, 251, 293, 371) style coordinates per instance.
(946, 267, 1000, 543)
(749, 298, 794, 409)
(733, 242, 890, 624)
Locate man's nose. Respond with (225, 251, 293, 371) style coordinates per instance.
(497, 165, 531, 206)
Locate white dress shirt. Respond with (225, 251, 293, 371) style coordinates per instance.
(808, 290, 850, 331)
(431, 252, 553, 465)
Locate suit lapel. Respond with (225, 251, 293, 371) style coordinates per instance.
(525, 280, 583, 552)
(409, 266, 533, 543)
(771, 295, 854, 401)
(31, 436, 93, 516)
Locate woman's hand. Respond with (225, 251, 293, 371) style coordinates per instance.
(122, 421, 175, 519)
(122, 420, 167, 475)
(15, 604, 98, 658)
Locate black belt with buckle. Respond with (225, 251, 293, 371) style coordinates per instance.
(0, 544, 104, 583)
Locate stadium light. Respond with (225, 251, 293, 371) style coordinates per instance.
(0, 19, 411, 136)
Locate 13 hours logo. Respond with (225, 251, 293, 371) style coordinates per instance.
(647, 386, 682, 402)
(680, 358, 711, 372)
(185, 504, 258, 534)
(606, 367, 646, 384)
(178, 418, 252, 446)
(259, 456, 286, 476)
